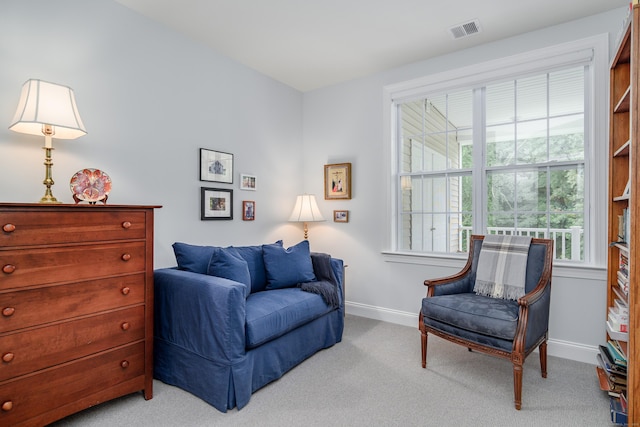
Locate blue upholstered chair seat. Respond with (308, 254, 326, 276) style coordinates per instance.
(245, 288, 333, 349)
(421, 293, 519, 341)
(423, 317, 514, 352)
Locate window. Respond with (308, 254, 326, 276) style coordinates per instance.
(386, 37, 607, 263)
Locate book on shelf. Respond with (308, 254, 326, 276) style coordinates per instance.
(613, 285, 628, 304)
(599, 345, 627, 375)
(607, 320, 630, 340)
(616, 273, 629, 297)
(598, 355, 628, 388)
(619, 252, 629, 275)
(618, 269, 628, 283)
(612, 301, 629, 317)
(597, 365, 611, 391)
(618, 214, 625, 242)
(597, 365, 627, 400)
(625, 208, 630, 244)
(608, 309, 629, 333)
(613, 298, 629, 314)
(617, 340, 629, 360)
(616, 208, 631, 244)
(608, 340, 628, 367)
(611, 396, 628, 425)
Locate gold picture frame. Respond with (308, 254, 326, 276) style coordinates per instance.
(333, 210, 349, 223)
(324, 163, 351, 200)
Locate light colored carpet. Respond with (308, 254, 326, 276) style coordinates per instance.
(51, 315, 610, 426)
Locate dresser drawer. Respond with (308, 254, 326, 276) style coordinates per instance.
(0, 273, 144, 332)
(0, 209, 146, 247)
(0, 241, 146, 291)
(0, 342, 145, 426)
(0, 305, 144, 382)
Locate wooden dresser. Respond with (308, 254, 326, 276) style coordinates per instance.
(0, 203, 159, 426)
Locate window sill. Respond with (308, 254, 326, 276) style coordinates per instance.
(381, 251, 606, 281)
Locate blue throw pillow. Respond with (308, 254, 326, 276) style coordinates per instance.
(173, 242, 216, 274)
(263, 240, 316, 290)
(232, 240, 282, 293)
(207, 247, 251, 298)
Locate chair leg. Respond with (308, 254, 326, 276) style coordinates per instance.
(513, 363, 523, 410)
(539, 341, 548, 378)
(421, 330, 427, 368)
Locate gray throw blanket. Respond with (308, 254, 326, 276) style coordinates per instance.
(299, 252, 340, 308)
(473, 234, 532, 301)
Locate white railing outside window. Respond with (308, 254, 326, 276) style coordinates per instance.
(459, 226, 583, 260)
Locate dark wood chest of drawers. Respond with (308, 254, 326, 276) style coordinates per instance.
(0, 203, 159, 426)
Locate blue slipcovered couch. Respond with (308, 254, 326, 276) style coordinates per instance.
(153, 240, 344, 412)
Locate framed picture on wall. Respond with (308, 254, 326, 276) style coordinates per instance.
(324, 162, 352, 200)
(242, 200, 255, 221)
(201, 187, 233, 220)
(200, 148, 233, 183)
(333, 210, 349, 223)
(240, 173, 257, 191)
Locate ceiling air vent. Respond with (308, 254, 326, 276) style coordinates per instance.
(449, 19, 482, 40)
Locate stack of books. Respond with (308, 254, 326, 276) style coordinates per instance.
(608, 300, 629, 333)
(617, 208, 631, 244)
(608, 251, 630, 340)
(596, 340, 628, 424)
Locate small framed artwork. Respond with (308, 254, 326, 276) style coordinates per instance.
(240, 173, 257, 191)
(200, 148, 233, 183)
(201, 187, 233, 220)
(324, 162, 352, 200)
(242, 200, 256, 221)
(334, 210, 349, 223)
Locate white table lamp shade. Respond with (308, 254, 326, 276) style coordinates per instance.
(9, 79, 86, 139)
(289, 194, 324, 222)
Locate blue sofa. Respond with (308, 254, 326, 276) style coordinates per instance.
(153, 240, 344, 412)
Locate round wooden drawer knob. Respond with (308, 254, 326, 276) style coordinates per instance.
(121, 360, 130, 369)
(121, 253, 131, 261)
(121, 322, 130, 331)
(2, 224, 15, 233)
(1, 401, 12, 412)
(2, 307, 15, 317)
(121, 287, 131, 295)
(121, 221, 132, 229)
(2, 265, 15, 274)
(2, 353, 14, 363)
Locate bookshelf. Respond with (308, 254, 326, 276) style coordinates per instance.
(601, 3, 639, 424)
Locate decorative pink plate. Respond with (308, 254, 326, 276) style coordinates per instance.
(70, 168, 112, 202)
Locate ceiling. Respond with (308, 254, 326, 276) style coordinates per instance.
(114, 0, 629, 92)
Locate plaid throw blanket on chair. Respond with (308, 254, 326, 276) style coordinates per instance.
(473, 234, 532, 301)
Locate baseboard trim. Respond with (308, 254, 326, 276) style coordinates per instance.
(345, 301, 599, 365)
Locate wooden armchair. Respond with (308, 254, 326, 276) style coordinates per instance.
(419, 235, 554, 409)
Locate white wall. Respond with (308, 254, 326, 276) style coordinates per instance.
(302, 8, 629, 363)
(0, 0, 627, 364)
(0, 0, 305, 268)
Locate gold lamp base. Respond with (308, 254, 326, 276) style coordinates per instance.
(39, 193, 60, 204)
(39, 145, 61, 204)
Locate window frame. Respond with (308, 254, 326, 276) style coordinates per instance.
(382, 34, 609, 270)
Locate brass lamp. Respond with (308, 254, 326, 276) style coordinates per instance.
(289, 194, 325, 239)
(9, 79, 87, 203)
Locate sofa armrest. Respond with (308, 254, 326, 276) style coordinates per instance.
(154, 268, 247, 361)
(330, 257, 345, 308)
(310, 253, 345, 309)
